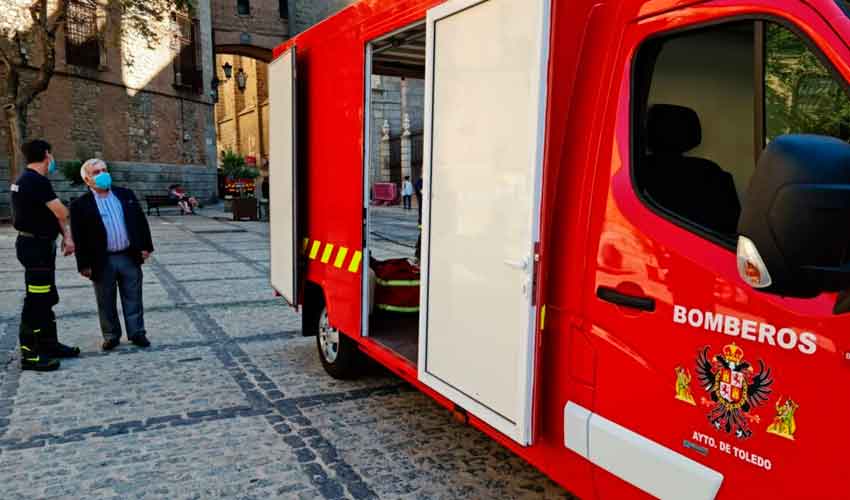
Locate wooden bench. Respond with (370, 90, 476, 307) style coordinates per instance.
(145, 195, 180, 216)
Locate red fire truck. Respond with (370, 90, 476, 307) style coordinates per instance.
(267, 0, 850, 497)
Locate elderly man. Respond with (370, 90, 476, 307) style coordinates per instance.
(70, 159, 154, 351)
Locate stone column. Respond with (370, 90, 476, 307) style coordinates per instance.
(197, 0, 218, 177)
(401, 113, 412, 182)
(380, 119, 391, 183)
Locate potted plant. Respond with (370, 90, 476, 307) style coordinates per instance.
(221, 149, 260, 221)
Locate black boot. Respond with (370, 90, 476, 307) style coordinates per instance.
(44, 312, 80, 358)
(19, 322, 60, 372)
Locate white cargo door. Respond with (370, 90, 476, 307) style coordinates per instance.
(418, 0, 550, 445)
(269, 47, 299, 305)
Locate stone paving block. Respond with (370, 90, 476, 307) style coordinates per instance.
(4, 347, 247, 439)
(233, 249, 270, 262)
(300, 391, 572, 500)
(151, 250, 238, 266)
(0, 290, 21, 318)
(52, 281, 173, 319)
(166, 262, 262, 282)
(0, 417, 317, 500)
(55, 308, 204, 353)
(152, 241, 219, 254)
(184, 278, 277, 305)
(240, 337, 395, 399)
(205, 302, 300, 339)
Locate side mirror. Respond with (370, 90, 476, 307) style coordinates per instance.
(738, 134, 850, 300)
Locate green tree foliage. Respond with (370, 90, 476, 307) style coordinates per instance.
(0, 0, 195, 179)
(765, 23, 850, 143)
(221, 149, 259, 180)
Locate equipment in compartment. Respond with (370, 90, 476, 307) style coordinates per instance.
(369, 257, 420, 313)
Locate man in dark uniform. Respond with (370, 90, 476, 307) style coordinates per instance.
(11, 139, 81, 372)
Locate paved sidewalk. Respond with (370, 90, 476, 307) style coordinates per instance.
(0, 213, 571, 499)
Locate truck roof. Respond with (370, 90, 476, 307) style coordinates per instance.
(272, 0, 717, 62)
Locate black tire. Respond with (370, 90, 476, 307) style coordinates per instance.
(316, 306, 362, 380)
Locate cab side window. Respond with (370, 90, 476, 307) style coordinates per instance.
(633, 21, 850, 245)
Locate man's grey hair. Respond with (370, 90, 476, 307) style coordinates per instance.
(80, 158, 107, 183)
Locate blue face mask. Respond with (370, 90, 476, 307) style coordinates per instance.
(47, 157, 56, 175)
(94, 172, 112, 190)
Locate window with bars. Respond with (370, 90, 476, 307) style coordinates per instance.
(173, 14, 202, 93)
(65, 0, 100, 69)
(238, 0, 250, 16)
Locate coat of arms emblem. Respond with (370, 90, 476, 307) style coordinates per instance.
(696, 343, 774, 439)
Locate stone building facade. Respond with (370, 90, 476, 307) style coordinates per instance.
(370, 76, 425, 186)
(211, 0, 357, 177)
(288, 0, 356, 34)
(214, 54, 270, 167)
(0, 0, 218, 215)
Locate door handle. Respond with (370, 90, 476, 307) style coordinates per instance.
(504, 258, 529, 271)
(596, 286, 656, 312)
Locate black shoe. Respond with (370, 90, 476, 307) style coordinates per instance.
(50, 343, 81, 358)
(102, 338, 120, 351)
(21, 354, 60, 372)
(130, 336, 150, 348)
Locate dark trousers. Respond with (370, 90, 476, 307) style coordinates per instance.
(93, 253, 145, 341)
(403, 195, 412, 209)
(16, 236, 59, 355)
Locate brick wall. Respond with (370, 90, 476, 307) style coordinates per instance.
(213, 0, 289, 51)
(290, 0, 356, 34)
(219, 118, 238, 153)
(0, 0, 217, 194)
(0, 160, 217, 218)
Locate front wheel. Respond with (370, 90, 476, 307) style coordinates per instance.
(316, 306, 361, 379)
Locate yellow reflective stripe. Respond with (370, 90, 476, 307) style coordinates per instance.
(375, 278, 419, 287)
(540, 305, 546, 331)
(348, 251, 362, 273)
(27, 285, 51, 293)
(302, 238, 310, 254)
(309, 240, 322, 260)
(33, 329, 42, 333)
(21, 345, 32, 352)
(321, 243, 335, 264)
(334, 247, 349, 269)
(25, 357, 40, 362)
(376, 304, 419, 313)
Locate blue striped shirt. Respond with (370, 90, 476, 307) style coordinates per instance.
(93, 190, 130, 252)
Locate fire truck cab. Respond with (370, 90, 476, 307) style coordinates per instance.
(268, 0, 850, 498)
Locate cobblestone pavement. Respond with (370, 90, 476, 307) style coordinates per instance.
(0, 210, 573, 499)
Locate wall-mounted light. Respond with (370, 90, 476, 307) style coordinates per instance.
(235, 68, 248, 92)
(222, 61, 233, 79)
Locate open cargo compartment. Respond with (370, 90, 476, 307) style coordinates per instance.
(362, 21, 427, 364)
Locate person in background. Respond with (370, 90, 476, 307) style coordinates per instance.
(414, 176, 423, 224)
(71, 159, 154, 351)
(10, 139, 80, 371)
(168, 184, 198, 215)
(401, 176, 414, 210)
